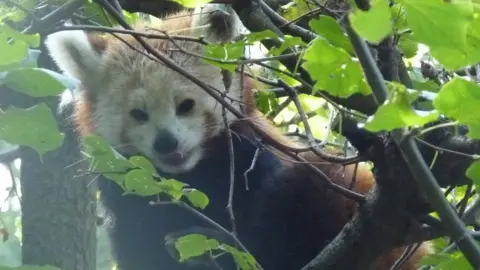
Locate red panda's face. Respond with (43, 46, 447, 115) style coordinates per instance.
(88, 52, 242, 174)
(45, 6, 247, 174)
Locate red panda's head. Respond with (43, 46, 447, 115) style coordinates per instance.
(45, 5, 251, 174)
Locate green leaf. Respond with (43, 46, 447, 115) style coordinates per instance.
(244, 30, 278, 44)
(277, 0, 311, 21)
(124, 169, 163, 196)
(401, 0, 471, 48)
(174, 234, 219, 262)
(269, 35, 306, 56)
(302, 38, 371, 98)
(298, 94, 326, 112)
(467, 161, 480, 194)
(83, 2, 115, 26)
(221, 244, 259, 270)
(255, 90, 277, 114)
(400, 0, 476, 70)
(170, 0, 213, 8)
(398, 34, 418, 59)
(82, 135, 133, 185)
(433, 77, 480, 138)
(0, 23, 40, 47)
(157, 179, 187, 201)
(0, 48, 40, 72)
(0, 32, 28, 66)
(390, 3, 409, 32)
(428, 14, 480, 70)
(431, 237, 449, 252)
(459, 14, 480, 66)
(364, 82, 439, 132)
(184, 189, 209, 209)
(3, 68, 65, 97)
(271, 62, 301, 87)
(409, 70, 439, 91)
(419, 251, 472, 270)
(129, 156, 156, 175)
(83, 135, 116, 158)
(84, 3, 140, 26)
(204, 42, 245, 72)
(349, 0, 393, 44)
(309, 16, 354, 55)
(122, 10, 141, 25)
(0, 104, 64, 156)
(0, 0, 36, 22)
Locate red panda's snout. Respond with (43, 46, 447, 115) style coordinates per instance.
(153, 129, 179, 155)
(152, 129, 193, 167)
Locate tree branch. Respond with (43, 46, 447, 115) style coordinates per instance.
(37, 1, 480, 269)
(230, 0, 378, 115)
(344, 14, 480, 269)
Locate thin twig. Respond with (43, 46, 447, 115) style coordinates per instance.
(415, 137, 478, 160)
(417, 121, 460, 137)
(463, 197, 480, 225)
(178, 201, 263, 270)
(0, 146, 21, 164)
(222, 74, 238, 236)
(1, 164, 18, 209)
(278, 7, 322, 28)
(277, 111, 317, 127)
(390, 243, 423, 270)
(0, 0, 39, 20)
(109, 0, 124, 18)
(22, 0, 85, 34)
(266, 97, 291, 119)
(294, 154, 365, 202)
(284, 129, 350, 150)
(243, 148, 261, 191)
(148, 199, 264, 270)
(279, 79, 360, 164)
(49, 25, 209, 44)
(257, 0, 317, 42)
(162, 28, 300, 65)
(457, 185, 474, 218)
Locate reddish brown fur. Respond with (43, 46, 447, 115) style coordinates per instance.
(70, 12, 200, 137)
(68, 12, 430, 269)
(87, 33, 109, 53)
(239, 77, 431, 270)
(72, 61, 430, 270)
(74, 91, 94, 136)
(293, 152, 430, 270)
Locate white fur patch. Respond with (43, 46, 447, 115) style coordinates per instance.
(192, 4, 247, 43)
(44, 30, 104, 81)
(45, 6, 256, 174)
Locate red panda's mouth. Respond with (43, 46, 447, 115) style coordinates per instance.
(158, 150, 192, 166)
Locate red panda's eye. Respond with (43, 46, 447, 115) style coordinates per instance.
(129, 109, 149, 122)
(176, 98, 195, 115)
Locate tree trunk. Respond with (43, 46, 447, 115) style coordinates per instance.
(20, 126, 97, 270)
(1, 79, 97, 270)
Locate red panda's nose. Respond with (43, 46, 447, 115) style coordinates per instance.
(153, 129, 179, 154)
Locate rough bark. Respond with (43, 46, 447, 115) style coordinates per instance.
(20, 125, 97, 270)
(0, 51, 97, 270)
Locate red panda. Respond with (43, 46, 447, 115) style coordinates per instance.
(45, 4, 431, 270)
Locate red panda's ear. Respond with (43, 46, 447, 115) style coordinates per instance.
(191, 4, 244, 43)
(45, 30, 108, 83)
